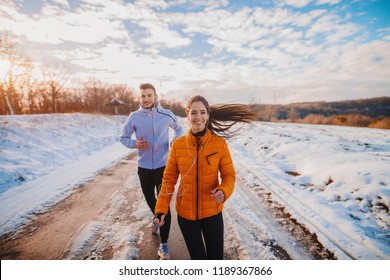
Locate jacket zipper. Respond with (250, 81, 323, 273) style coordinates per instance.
(196, 137, 200, 220)
(150, 109, 155, 169)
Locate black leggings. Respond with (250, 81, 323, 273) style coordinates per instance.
(138, 166, 171, 243)
(178, 212, 224, 260)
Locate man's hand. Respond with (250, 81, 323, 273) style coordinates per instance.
(136, 136, 149, 150)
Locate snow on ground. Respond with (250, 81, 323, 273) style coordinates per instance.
(0, 113, 389, 259)
(228, 122, 390, 259)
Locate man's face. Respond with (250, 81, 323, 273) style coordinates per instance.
(140, 88, 157, 109)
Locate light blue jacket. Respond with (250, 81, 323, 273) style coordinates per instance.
(120, 102, 183, 170)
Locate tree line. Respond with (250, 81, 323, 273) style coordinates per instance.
(249, 97, 390, 129)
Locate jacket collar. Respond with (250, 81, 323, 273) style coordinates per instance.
(187, 128, 211, 146)
(138, 101, 162, 112)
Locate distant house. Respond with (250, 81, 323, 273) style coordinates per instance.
(105, 98, 127, 114)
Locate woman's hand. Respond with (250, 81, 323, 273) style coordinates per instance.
(211, 189, 224, 204)
(154, 214, 166, 227)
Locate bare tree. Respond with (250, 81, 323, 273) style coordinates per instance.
(0, 30, 39, 114)
(42, 66, 68, 113)
(288, 107, 298, 122)
(16, 58, 39, 114)
(82, 78, 110, 113)
(0, 30, 17, 114)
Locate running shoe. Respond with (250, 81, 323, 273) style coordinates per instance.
(157, 243, 171, 260)
(151, 220, 159, 235)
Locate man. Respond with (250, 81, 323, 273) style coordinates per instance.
(120, 83, 183, 260)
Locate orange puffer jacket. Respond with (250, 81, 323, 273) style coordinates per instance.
(155, 129, 235, 220)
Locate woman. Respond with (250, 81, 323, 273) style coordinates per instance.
(154, 95, 254, 260)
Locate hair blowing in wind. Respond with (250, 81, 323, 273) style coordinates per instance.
(186, 95, 256, 139)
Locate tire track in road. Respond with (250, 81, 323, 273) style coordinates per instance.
(225, 175, 315, 260)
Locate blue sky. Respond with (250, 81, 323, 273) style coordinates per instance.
(1, 0, 389, 104)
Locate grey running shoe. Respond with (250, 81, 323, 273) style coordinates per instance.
(151, 220, 159, 235)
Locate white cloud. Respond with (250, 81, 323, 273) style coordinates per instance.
(338, 41, 390, 82)
(252, 7, 326, 27)
(138, 19, 192, 49)
(134, 0, 229, 12)
(51, 0, 70, 8)
(0, 1, 129, 45)
(305, 13, 360, 43)
(201, 0, 229, 11)
(377, 27, 390, 41)
(277, 40, 390, 102)
(134, 0, 170, 10)
(316, 0, 341, 5)
(278, 0, 314, 8)
(58, 40, 211, 89)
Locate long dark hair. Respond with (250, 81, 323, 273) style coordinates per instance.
(185, 95, 255, 139)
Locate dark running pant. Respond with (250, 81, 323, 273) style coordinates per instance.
(178, 212, 224, 260)
(138, 166, 171, 244)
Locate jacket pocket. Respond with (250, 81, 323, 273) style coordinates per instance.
(205, 152, 219, 165)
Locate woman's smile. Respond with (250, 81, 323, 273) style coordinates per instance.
(188, 101, 209, 134)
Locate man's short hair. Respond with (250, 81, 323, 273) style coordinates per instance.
(139, 83, 156, 94)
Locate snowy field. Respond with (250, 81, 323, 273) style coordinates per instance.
(0, 113, 389, 260)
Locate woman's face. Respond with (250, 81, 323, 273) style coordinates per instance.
(188, 101, 209, 134)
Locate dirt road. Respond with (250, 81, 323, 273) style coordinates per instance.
(0, 154, 189, 260)
(0, 152, 334, 261)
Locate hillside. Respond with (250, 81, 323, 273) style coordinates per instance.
(248, 96, 390, 129)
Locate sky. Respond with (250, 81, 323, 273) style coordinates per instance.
(0, 113, 389, 260)
(0, 0, 390, 104)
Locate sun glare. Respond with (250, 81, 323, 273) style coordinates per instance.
(0, 60, 12, 81)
